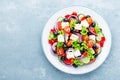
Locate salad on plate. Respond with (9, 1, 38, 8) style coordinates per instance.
(48, 12, 106, 68)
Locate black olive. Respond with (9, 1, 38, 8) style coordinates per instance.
(54, 31, 58, 36)
(80, 49, 85, 54)
(92, 44, 97, 50)
(63, 44, 67, 48)
(93, 53, 98, 58)
(63, 18, 68, 22)
(70, 27, 74, 31)
(72, 64, 78, 68)
(79, 42, 82, 45)
(71, 15, 76, 19)
(71, 28, 76, 34)
(91, 22, 96, 27)
(76, 20, 81, 24)
(78, 55, 81, 57)
(64, 47, 68, 52)
(61, 56, 66, 61)
(53, 50, 57, 54)
(100, 28, 102, 32)
(87, 31, 92, 35)
(86, 15, 91, 18)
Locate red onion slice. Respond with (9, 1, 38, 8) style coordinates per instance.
(68, 15, 78, 20)
(51, 42, 57, 51)
(76, 33, 82, 42)
(88, 27, 97, 36)
(64, 33, 69, 43)
(79, 54, 84, 61)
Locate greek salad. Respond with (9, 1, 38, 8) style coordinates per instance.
(48, 12, 105, 68)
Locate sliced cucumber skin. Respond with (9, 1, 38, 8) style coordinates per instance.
(98, 48, 102, 54)
(57, 17, 64, 22)
(96, 33, 104, 41)
(81, 57, 90, 64)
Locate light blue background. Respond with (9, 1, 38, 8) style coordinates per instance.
(0, 0, 120, 80)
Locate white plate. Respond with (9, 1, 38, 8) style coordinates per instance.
(42, 6, 111, 74)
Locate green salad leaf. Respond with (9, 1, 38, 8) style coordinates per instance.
(95, 24, 101, 34)
(57, 42, 64, 47)
(70, 19, 76, 28)
(58, 56, 62, 62)
(73, 59, 84, 66)
(81, 41, 88, 50)
(87, 48, 94, 59)
(58, 30, 64, 35)
(80, 27, 88, 35)
(49, 33, 56, 40)
(72, 40, 80, 50)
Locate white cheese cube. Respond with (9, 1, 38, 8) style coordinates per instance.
(70, 34, 79, 41)
(74, 50, 81, 57)
(66, 48, 74, 59)
(75, 24, 82, 30)
(65, 34, 69, 43)
(89, 35, 96, 41)
(81, 20, 89, 28)
(58, 35, 64, 42)
(61, 22, 69, 29)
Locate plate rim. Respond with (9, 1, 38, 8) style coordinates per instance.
(41, 6, 112, 74)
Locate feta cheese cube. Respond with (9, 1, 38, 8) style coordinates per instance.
(74, 50, 81, 57)
(70, 34, 79, 41)
(81, 20, 89, 28)
(66, 48, 74, 59)
(75, 24, 82, 30)
(61, 22, 69, 29)
(89, 35, 96, 41)
(58, 35, 64, 42)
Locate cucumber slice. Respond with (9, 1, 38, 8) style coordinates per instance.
(81, 57, 90, 64)
(96, 43, 102, 54)
(96, 35, 101, 41)
(99, 33, 104, 37)
(97, 47, 102, 54)
(78, 14, 85, 20)
(96, 33, 104, 41)
(57, 17, 64, 22)
(73, 59, 84, 66)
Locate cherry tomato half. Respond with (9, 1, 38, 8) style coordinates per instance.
(64, 58, 74, 65)
(87, 40, 94, 48)
(56, 47, 65, 56)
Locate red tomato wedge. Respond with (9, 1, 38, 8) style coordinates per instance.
(57, 21, 62, 30)
(101, 36, 106, 42)
(86, 17, 93, 25)
(72, 12, 78, 16)
(89, 58, 96, 64)
(87, 40, 94, 48)
(56, 47, 65, 56)
(66, 39, 72, 47)
(64, 58, 74, 65)
(97, 41, 105, 47)
(50, 28, 56, 33)
(80, 16, 87, 21)
(48, 39, 55, 45)
(82, 35, 89, 41)
(65, 14, 70, 19)
(83, 51, 88, 57)
(63, 26, 70, 33)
